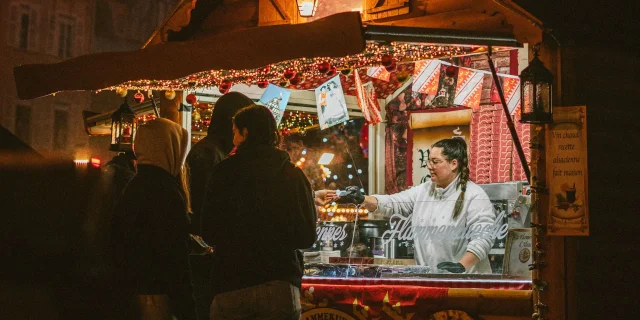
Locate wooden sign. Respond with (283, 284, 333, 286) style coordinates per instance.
(545, 106, 589, 236)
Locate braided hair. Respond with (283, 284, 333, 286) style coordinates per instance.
(432, 138, 470, 220)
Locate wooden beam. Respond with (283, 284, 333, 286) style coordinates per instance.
(270, 0, 290, 22)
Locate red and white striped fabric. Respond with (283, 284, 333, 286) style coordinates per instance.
(454, 67, 484, 110)
(412, 60, 441, 94)
(366, 66, 391, 82)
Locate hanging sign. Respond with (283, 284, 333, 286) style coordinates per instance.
(545, 106, 589, 236)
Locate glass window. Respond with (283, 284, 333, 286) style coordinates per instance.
(15, 104, 31, 145)
(7, 3, 39, 50)
(57, 15, 75, 59)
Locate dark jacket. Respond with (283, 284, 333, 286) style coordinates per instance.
(185, 136, 227, 235)
(111, 164, 197, 320)
(201, 145, 317, 295)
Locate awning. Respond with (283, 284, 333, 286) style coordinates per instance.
(14, 12, 365, 100)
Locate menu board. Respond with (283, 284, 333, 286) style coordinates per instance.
(545, 106, 589, 236)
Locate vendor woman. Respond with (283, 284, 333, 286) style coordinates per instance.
(338, 138, 496, 273)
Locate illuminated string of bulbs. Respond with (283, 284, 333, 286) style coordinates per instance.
(105, 42, 476, 93)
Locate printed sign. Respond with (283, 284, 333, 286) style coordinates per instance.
(316, 75, 349, 129)
(546, 106, 589, 236)
(502, 228, 533, 279)
(259, 84, 290, 125)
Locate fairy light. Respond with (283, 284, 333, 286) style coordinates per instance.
(103, 42, 477, 92)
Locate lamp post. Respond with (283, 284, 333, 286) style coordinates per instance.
(297, 0, 318, 17)
(520, 46, 553, 124)
(110, 98, 137, 152)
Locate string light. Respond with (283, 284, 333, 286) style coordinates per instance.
(103, 42, 478, 92)
(278, 111, 317, 135)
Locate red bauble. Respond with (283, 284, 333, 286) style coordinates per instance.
(384, 62, 397, 72)
(186, 93, 197, 105)
(219, 80, 232, 93)
(259, 65, 271, 73)
(283, 69, 297, 80)
(279, 80, 289, 87)
(381, 55, 394, 67)
(257, 79, 269, 89)
(317, 62, 331, 74)
(289, 74, 302, 86)
(326, 66, 338, 77)
(133, 92, 145, 103)
(445, 65, 458, 77)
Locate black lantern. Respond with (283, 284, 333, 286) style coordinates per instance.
(110, 98, 137, 152)
(519, 46, 553, 123)
(296, 0, 318, 17)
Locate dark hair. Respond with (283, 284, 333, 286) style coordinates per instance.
(232, 105, 281, 150)
(208, 92, 254, 153)
(432, 137, 469, 220)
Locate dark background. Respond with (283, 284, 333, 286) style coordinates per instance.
(516, 0, 640, 317)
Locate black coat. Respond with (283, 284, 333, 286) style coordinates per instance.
(201, 145, 317, 295)
(111, 164, 197, 320)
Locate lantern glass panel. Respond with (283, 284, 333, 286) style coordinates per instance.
(535, 82, 551, 114)
(522, 81, 534, 114)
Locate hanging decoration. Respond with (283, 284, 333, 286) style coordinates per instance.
(186, 93, 198, 105)
(115, 87, 128, 97)
(283, 69, 297, 80)
(257, 79, 269, 89)
(104, 42, 476, 92)
(133, 91, 145, 103)
(164, 89, 176, 100)
(219, 80, 232, 94)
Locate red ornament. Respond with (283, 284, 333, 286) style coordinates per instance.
(186, 93, 197, 105)
(326, 66, 338, 77)
(259, 65, 271, 73)
(133, 92, 145, 103)
(384, 62, 397, 72)
(381, 55, 394, 67)
(317, 62, 331, 74)
(257, 79, 269, 89)
(279, 80, 289, 87)
(445, 65, 458, 77)
(219, 80, 232, 93)
(283, 69, 297, 80)
(289, 74, 302, 86)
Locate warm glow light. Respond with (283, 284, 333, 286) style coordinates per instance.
(318, 153, 335, 165)
(90, 157, 102, 168)
(74, 159, 89, 165)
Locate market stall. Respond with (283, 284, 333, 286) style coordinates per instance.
(15, 1, 587, 319)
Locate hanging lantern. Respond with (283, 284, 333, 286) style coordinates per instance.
(296, 0, 318, 17)
(110, 98, 137, 152)
(519, 47, 553, 123)
(165, 90, 176, 100)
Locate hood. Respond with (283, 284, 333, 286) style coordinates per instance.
(134, 118, 189, 177)
(234, 145, 291, 176)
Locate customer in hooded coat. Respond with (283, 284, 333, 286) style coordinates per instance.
(185, 92, 255, 320)
(202, 105, 317, 320)
(110, 118, 197, 320)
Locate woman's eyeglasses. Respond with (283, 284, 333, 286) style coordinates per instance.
(427, 158, 446, 166)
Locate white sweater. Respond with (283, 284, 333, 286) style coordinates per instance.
(373, 176, 496, 273)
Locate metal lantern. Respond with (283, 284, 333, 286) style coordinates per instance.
(519, 47, 553, 123)
(110, 98, 137, 152)
(297, 0, 318, 17)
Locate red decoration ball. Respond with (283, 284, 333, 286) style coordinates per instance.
(283, 69, 297, 80)
(317, 62, 331, 74)
(279, 80, 289, 87)
(381, 55, 394, 67)
(384, 62, 397, 72)
(289, 75, 302, 86)
(257, 79, 269, 89)
(445, 65, 458, 77)
(326, 66, 338, 77)
(133, 92, 145, 103)
(186, 93, 197, 105)
(259, 65, 271, 73)
(219, 80, 232, 93)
